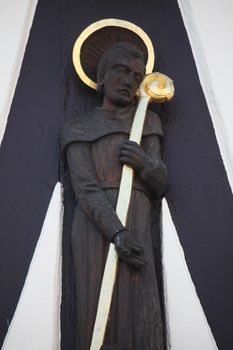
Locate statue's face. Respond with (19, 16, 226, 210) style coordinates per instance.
(102, 56, 145, 108)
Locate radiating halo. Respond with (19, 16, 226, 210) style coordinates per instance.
(73, 18, 155, 90)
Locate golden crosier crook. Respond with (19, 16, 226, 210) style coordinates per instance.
(90, 73, 174, 350)
(142, 72, 174, 102)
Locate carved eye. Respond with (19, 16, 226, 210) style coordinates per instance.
(111, 64, 128, 74)
(115, 65, 127, 74)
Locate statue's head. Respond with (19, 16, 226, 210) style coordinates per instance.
(97, 43, 146, 108)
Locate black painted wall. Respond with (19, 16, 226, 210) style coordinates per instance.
(0, 0, 232, 348)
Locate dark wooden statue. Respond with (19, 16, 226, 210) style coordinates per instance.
(61, 42, 167, 350)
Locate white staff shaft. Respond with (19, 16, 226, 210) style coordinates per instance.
(90, 96, 150, 350)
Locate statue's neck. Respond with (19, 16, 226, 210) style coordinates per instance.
(100, 99, 137, 114)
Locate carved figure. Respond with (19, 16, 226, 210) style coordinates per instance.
(61, 42, 167, 349)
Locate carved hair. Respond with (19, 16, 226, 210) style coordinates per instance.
(96, 42, 145, 94)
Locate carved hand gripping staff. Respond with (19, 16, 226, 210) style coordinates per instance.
(91, 73, 174, 350)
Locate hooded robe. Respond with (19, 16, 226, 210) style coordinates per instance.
(61, 104, 167, 350)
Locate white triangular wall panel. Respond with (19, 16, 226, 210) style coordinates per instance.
(162, 199, 218, 350)
(2, 183, 62, 350)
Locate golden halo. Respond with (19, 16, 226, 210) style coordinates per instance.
(73, 18, 155, 90)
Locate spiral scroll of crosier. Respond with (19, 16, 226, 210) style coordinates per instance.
(72, 19, 175, 350)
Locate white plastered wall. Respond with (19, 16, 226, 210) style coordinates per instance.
(1, 0, 233, 348)
(177, 0, 233, 191)
(0, 0, 38, 145)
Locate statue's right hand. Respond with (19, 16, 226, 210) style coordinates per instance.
(113, 230, 147, 268)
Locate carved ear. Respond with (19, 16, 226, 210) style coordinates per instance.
(97, 79, 104, 95)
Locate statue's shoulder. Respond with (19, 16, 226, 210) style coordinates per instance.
(61, 109, 96, 151)
(144, 109, 163, 137)
(62, 108, 96, 131)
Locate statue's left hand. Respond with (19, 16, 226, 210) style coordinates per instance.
(120, 140, 145, 172)
(113, 230, 147, 269)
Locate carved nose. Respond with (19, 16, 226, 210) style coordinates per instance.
(122, 81, 131, 89)
(123, 74, 134, 88)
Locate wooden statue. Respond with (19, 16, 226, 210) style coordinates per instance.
(61, 19, 174, 350)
